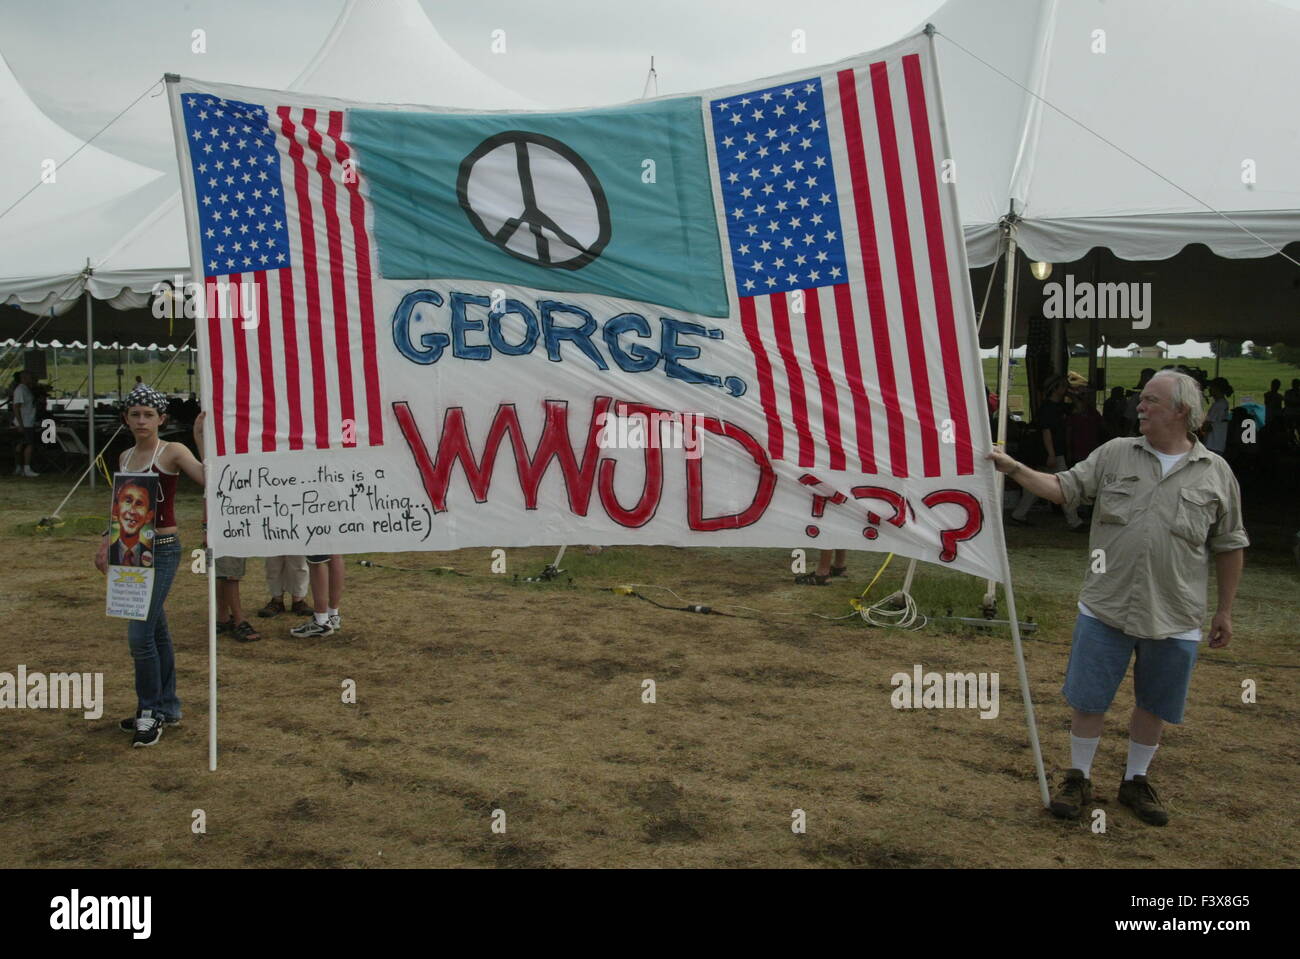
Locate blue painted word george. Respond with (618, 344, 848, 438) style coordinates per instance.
(391, 288, 748, 397)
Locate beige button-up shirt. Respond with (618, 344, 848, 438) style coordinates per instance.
(1057, 435, 1249, 639)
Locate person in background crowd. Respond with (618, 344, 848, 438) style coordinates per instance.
(215, 556, 262, 642)
(259, 556, 312, 618)
(96, 389, 204, 748)
(1065, 390, 1105, 467)
(1263, 378, 1283, 420)
(1123, 369, 1156, 436)
(988, 370, 1247, 828)
(10, 370, 39, 477)
(1102, 386, 1127, 439)
(1202, 377, 1232, 455)
(1261, 378, 1285, 462)
(291, 555, 344, 637)
(1009, 375, 1084, 531)
(1284, 378, 1300, 448)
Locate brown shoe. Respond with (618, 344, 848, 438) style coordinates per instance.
(290, 598, 313, 616)
(258, 597, 285, 619)
(1118, 775, 1169, 826)
(1049, 768, 1093, 820)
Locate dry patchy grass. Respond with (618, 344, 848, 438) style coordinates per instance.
(1, 474, 1296, 868)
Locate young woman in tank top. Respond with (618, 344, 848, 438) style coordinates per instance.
(94, 386, 205, 747)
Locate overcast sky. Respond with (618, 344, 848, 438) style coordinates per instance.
(4, 0, 945, 161)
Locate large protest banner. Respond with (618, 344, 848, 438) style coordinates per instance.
(168, 31, 1004, 581)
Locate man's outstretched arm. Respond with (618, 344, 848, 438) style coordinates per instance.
(987, 449, 1066, 505)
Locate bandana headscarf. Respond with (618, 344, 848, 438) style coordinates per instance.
(121, 384, 169, 413)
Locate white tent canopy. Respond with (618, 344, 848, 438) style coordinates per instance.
(0, 48, 167, 315)
(5, 0, 1300, 333)
(0, 0, 538, 318)
(928, 0, 1300, 266)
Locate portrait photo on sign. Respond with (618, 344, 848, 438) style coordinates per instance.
(108, 473, 160, 569)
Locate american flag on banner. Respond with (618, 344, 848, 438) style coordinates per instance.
(709, 54, 976, 478)
(178, 94, 383, 456)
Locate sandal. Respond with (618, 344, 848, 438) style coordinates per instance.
(216, 618, 235, 635)
(794, 573, 831, 586)
(232, 621, 262, 643)
(829, 565, 848, 578)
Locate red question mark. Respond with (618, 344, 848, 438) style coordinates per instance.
(921, 490, 984, 563)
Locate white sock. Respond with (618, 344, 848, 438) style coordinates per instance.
(327, 607, 338, 618)
(314, 612, 330, 626)
(1070, 733, 1101, 778)
(1125, 740, 1158, 780)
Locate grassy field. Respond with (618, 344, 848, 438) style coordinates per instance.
(982, 355, 1300, 410)
(1, 472, 1296, 869)
(13, 352, 197, 400)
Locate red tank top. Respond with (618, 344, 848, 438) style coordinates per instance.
(121, 443, 179, 529)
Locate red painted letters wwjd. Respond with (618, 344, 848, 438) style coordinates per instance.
(395, 398, 779, 533)
(684, 416, 777, 531)
(394, 397, 612, 514)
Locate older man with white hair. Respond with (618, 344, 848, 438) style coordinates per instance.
(989, 370, 1247, 826)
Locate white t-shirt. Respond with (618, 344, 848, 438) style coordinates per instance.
(1079, 442, 1200, 640)
(1150, 447, 1187, 477)
(12, 383, 35, 428)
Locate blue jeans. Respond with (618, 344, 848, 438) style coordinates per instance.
(127, 536, 182, 719)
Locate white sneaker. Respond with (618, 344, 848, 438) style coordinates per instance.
(290, 617, 334, 638)
(328, 613, 341, 632)
(22, 467, 38, 477)
(11, 465, 19, 476)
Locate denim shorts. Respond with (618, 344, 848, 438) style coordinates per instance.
(1062, 614, 1200, 724)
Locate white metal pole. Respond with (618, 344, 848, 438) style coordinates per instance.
(901, 557, 918, 596)
(208, 546, 217, 772)
(85, 288, 94, 490)
(165, 72, 219, 771)
(983, 226, 1019, 611)
(1001, 549, 1051, 807)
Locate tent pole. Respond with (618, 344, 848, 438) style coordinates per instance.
(1001, 548, 1051, 808)
(85, 288, 95, 491)
(1215, 337, 1222, 378)
(983, 221, 1018, 613)
(208, 548, 217, 772)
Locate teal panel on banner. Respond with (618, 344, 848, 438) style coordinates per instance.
(349, 97, 729, 317)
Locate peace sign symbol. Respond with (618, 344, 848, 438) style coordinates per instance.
(457, 131, 611, 271)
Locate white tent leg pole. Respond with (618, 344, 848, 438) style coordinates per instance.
(901, 557, 918, 595)
(208, 543, 217, 771)
(551, 544, 567, 568)
(1000, 547, 1051, 808)
(984, 226, 1019, 612)
(85, 289, 95, 490)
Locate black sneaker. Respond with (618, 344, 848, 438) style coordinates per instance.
(131, 710, 164, 748)
(1049, 768, 1093, 820)
(120, 712, 181, 732)
(1118, 774, 1170, 826)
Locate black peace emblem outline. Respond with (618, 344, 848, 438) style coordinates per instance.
(456, 130, 612, 271)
